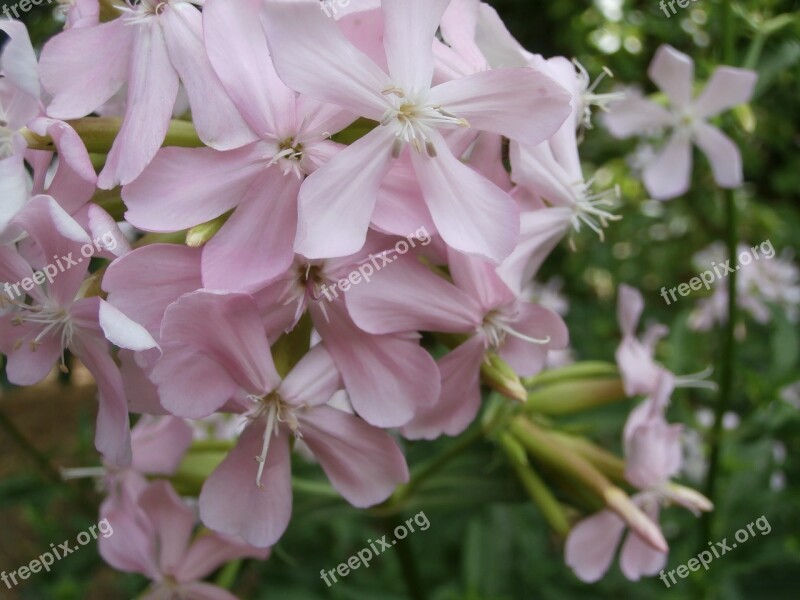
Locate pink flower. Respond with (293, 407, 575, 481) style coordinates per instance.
(566, 411, 711, 582)
(0, 196, 157, 465)
(347, 249, 568, 438)
(100, 480, 269, 600)
(0, 21, 96, 238)
(40, 0, 256, 188)
(604, 44, 757, 199)
(149, 291, 409, 547)
(615, 284, 672, 400)
(122, 0, 354, 291)
(262, 0, 572, 262)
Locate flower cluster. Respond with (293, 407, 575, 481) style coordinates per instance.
(0, 0, 760, 594)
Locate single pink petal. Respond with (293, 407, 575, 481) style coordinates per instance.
(152, 342, 240, 419)
(70, 324, 132, 467)
(294, 126, 396, 259)
(624, 416, 683, 488)
(202, 172, 301, 292)
(693, 67, 757, 119)
(131, 416, 193, 475)
(161, 2, 256, 150)
(137, 480, 196, 576)
(602, 89, 672, 139)
(0, 20, 40, 101)
(98, 487, 159, 578)
(496, 207, 572, 295)
(617, 284, 644, 338)
(428, 68, 571, 143)
(648, 44, 694, 108)
(499, 304, 569, 377)
(123, 144, 264, 232)
(439, 0, 485, 72)
(40, 19, 134, 118)
(0, 316, 63, 385)
(300, 405, 409, 506)
(402, 335, 484, 440)
(157, 291, 281, 396)
(564, 510, 626, 583)
(28, 118, 97, 214)
(412, 132, 519, 264)
(0, 245, 37, 302)
(104, 244, 202, 338)
(262, 0, 390, 120)
(99, 22, 179, 188)
(98, 300, 158, 352)
(466, 132, 511, 191)
(204, 0, 297, 138)
(176, 532, 270, 582)
(199, 423, 293, 548)
(278, 344, 342, 408)
(615, 339, 664, 398)
(447, 247, 516, 312)
(693, 122, 743, 188)
(510, 140, 578, 207)
(381, 0, 449, 95)
(312, 300, 440, 428)
(473, 3, 531, 68)
(619, 505, 667, 581)
(0, 153, 29, 235)
(372, 156, 437, 237)
(345, 255, 482, 335)
(642, 131, 692, 200)
(119, 350, 169, 416)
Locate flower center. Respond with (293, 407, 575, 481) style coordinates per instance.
(379, 86, 469, 158)
(266, 138, 305, 178)
(569, 179, 622, 241)
(479, 308, 551, 351)
(573, 60, 625, 130)
(247, 392, 301, 488)
(8, 302, 75, 370)
(278, 260, 334, 322)
(118, 0, 171, 24)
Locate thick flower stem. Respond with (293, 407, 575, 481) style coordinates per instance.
(703, 190, 738, 542)
(703, 0, 739, 545)
(499, 433, 570, 536)
(22, 117, 204, 154)
(548, 431, 627, 483)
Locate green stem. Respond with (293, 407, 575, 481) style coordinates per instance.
(499, 434, 570, 536)
(702, 0, 739, 546)
(703, 190, 737, 540)
(22, 118, 203, 154)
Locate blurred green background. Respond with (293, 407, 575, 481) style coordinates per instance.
(1, 0, 799, 598)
